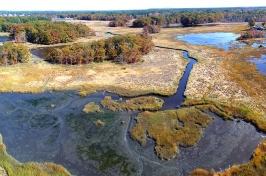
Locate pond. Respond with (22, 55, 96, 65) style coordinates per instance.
(249, 55, 266, 75)
(176, 32, 243, 50)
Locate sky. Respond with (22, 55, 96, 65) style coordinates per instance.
(0, 0, 265, 11)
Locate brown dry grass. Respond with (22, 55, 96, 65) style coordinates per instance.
(152, 22, 266, 115)
(0, 47, 186, 97)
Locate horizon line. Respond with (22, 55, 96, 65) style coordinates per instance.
(0, 6, 266, 12)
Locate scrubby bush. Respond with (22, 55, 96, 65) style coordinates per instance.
(108, 17, 129, 27)
(248, 18, 256, 28)
(237, 30, 265, 40)
(143, 25, 161, 34)
(8, 21, 95, 45)
(132, 17, 152, 28)
(0, 42, 30, 65)
(45, 34, 154, 64)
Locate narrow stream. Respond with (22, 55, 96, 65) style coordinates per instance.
(161, 50, 197, 109)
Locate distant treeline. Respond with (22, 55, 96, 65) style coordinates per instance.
(54, 7, 266, 27)
(45, 34, 153, 64)
(0, 18, 95, 44)
(0, 16, 49, 31)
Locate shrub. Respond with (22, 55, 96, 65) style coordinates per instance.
(45, 34, 154, 65)
(8, 21, 95, 45)
(108, 17, 128, 27)
(237, 30, 265, 40)
(143, 25, 161, 34)
(132, 17, 152, 28)
(0, 42, 30, 65)
(248, 18, 256, 28)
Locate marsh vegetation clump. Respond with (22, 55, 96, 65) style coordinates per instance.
(190, 140, 266, 176)
(130, 108, 212, 160)
(0, 42, 30, 65)
(45, 34, 154, 64)
(101, 96, 164, 112)
(83, 102, 102, 113)
(183, 99, 266, 132)
(237, 29, 265, 40)
(95, 119, 106, 127)
(0, 135, 70, 176)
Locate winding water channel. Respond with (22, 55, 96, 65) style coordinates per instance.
(0, 45, 264, 175)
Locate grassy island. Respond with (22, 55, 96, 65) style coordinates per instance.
(101, 96, 164, 111)
(130, 107, 212, 160)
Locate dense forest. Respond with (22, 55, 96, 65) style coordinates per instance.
(1, 7, 265, 28)
(0, 16, 49, 32)
(0, 42, 30, 65)
(48, 7, 266, 27)
(45, 34, 153, 64)
(0, 18, 95, 44)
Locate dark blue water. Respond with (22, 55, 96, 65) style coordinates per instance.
(0, 36, 9, 42)
(249, 55, 266, 75)
(162, 51, 196, 109)
(176, 32, 243, 50)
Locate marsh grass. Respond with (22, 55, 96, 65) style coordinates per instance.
(83, 102, 102, 113)
(190, 140, 266, 176)
(0, 135, 70, 176)
(222, 48, 266, 111)
(183, 98, 266, 132)
(130, 107, 212, 160)
(101, 96, 164, 111)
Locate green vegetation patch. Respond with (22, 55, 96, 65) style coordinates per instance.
(190, 140, 266, 176)
(83, 102, 102, 113)
(101, 96, 164, 111)
(130, 107, 212, 160)
(0, 135, 70, 176)
(0, 42, 30, 65)
(183, 98, 266, 132)
(78, 143, 135, 176)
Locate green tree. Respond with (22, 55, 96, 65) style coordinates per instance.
(248, 18, 256, 28)
(0, 42, 30, 65)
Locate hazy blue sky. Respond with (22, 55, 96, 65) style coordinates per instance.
(0, 0, 265, 11)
